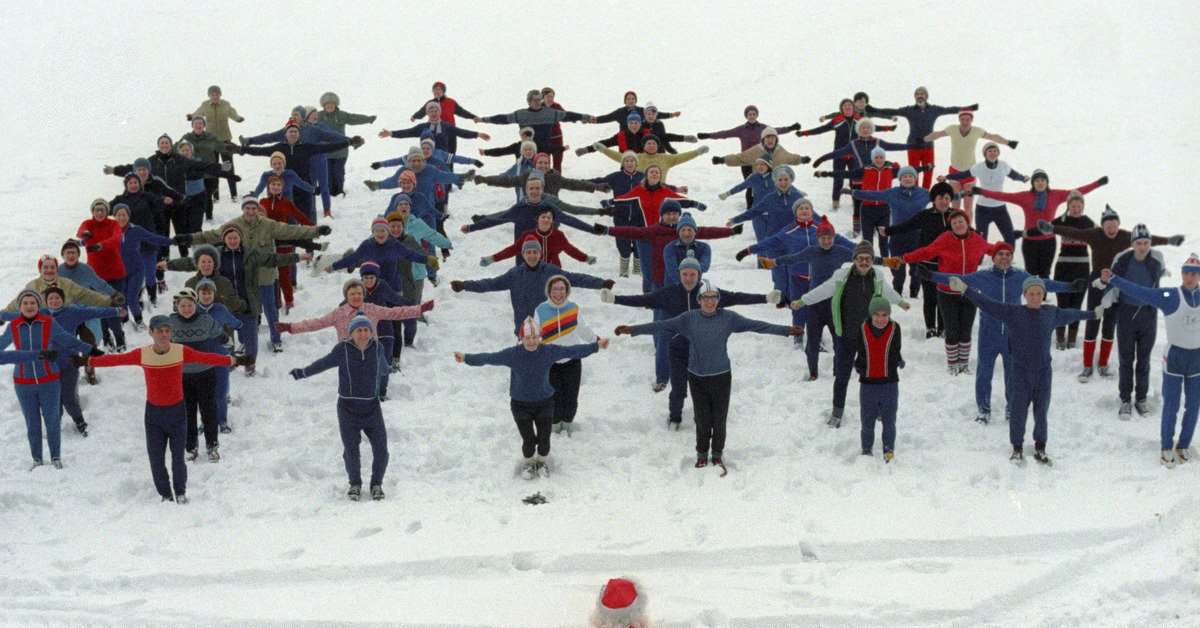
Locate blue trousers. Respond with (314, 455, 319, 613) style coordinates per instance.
(17, 381, 62, 461)
(377, 335, 395, 395)
(259, 284, 282, 344)
(309, 154, 331, 215)
(888, 232, 921, 295)
(833, 333, 861, 410)
(338, 398, 388, 486)
(294, 189, 316, 223)
(804, 301, 835, 376)
(788, 276, 810, 328)
(859, 204, 890, 257)
(1117, 304, 1156, 403)
(645, 281, 668, 384)
(141, 247, 158, 295)
(236, 313, 259, 356)
(1161, 346, 1200, 450)
(104, 278, 126, 346)
(145, 400, 187, 498)
(859, 381, 898, 454)
(215, 365, 230, 427)
(975, 204, 1015, 244)
(60, 365, 83, 421)
(975, 330, 1013, 415)
(1009, 366, 1052, 447)
(668, 335, 690, 422)
(634, 241, 655, 293)
(328, 157, 347, 196)
(770, 264, 789, 300)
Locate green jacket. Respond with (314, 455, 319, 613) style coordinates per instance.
(171, 268, 248, 315)
(191, 99, 244, 142)
(192, 216, 319, 285)
(179, 130, 230, 165)
(6, 276, 112, 311)
(167, 249, 296, 317)
(793, 264, 906, 336)
(316, 108, 375, 159)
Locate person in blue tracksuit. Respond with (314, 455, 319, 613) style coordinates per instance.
(58, 239, 119, 351)
(290, 313, 390, 501)
(771, 219, 856, 379)
(455, 315, 604, 478)
(252, 153, 316, 200)
(957, 275, 1096, 464)
(923, 242, 1083, 423)
(112, 204, 172, 328)
(662, 213, 713, 285)
(728, 166, 809, 295)
(328, 216, 432, 291)
(616, 279, 799, 467)
(0, 290, 94, 469)
(853, 297, 905, 460)
(1099, 254, 1200, 467)
(194, 279, 239, 433)
(452, 239, 610, 335)
(719, 157, 775, 241)
(1099, 225, 1166, 420)
(585, 152, 648, 275)
(238, 121, 350, 221)
(854, 166, 933, 295)
(462, 173, 598, 243)
(356, 262, 410, 399)
(383, 102, 489, 152)
(367, 147, 470, 212)
(602, 256, 778, 429)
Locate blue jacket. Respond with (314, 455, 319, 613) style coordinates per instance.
(964, 289, 1094, 369)
(1106, 276, 1200, 317)
(725, 172, 776, 237)
(932, 266, 1073, 344)
(120, 224, 172, 275)
(0, 306, 112, 371)
(462, 262, 606, 334)
(777, 244, 856, 288)
(629, 309, 790, 376)
(198, 301, 242, 331)
(613, 284, 767, 323)
(331, 238, 429, 293)
(0, 314, 91, 383)
(852, 184, 931, 225)
(465, 342, 599, 402)
(816, 137, 910, 170)
(750, 224, 853, 277)
(662, 239, 711, 285)
(386, 190, 440, 228)
(294, 337, 389, 403)
(467, 199, 593, 242)
(866, 103, 967, 147)
(253, 169, 316, 199)
(730, 187, 808, 246)
(378, 165, 464, 204)
(246, 124, 344, 150)
(361, 278, 411, 339)
(1109, 250, 1164, 307)
(58, 262, 116, 296)
(388, 121, 479, 153)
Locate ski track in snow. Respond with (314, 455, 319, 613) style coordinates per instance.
(1, 2, 1199, 626)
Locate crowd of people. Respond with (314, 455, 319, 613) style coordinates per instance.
(6, 82, 1195, 509)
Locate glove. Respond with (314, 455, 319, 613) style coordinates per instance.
(364, 180, 379, 191)
(798, 156, 812, 164)
(695, 145, 709, 155)
(948, 276, 968, 292)
(472, 160, 484, 167)
(68, 355, 89, 368)
(813, 171, 830, 178)
(424, 255, 439, 270)
(89, 347, 105, 357)
(368, 115, 378, 123)
(967, 103, 980, 111)
(881, 257, 903, 270)
(913, 265, 932, 280)
(812, 158, 826, 168)
(759, 257, 776, 269)
(110, 293, 126, 306)
(1037, 220, 1054, 235)
(961, 188, 976, 197)
(316, 225, 332, 236)
(680, 135, 697, 143)
(479, 256, 493, 267)
(575, 147, 589, 156)
(585, 256, 597, 265)
(718, 192, 730, 201)
(690, 202, 706, 212)
(275, 322, 292, 333)
(711, 156, 722, 165)
(789, 123, 802, 132)
(697, 132, 711, 140)
(462, 169, 476, 181)
(1169, 235, 1185, 246)
(102, 165, 114, 175)
(38, 349, 58, 361)
(1007, 140, 1019, 149)
(172, 234, 192, 246)
(594, 206, 613, 216)
(80, 230, 93, 239)
(765, 290, 781, 305)
(730, 224, 744, 235)
(614, 325, 633, 336)
(420, 300, 435, 313)
(599, 198, 614, 209)
(1094, 305, 1106, 319)
(289, 368, 303, 380)
(596, 183, 612, 192)
(238, 135, 248, 146)
(226, 141, 241, 153)
(370, 162, 381, 170)
(450, 280, 465, 292)
(592, 223, 609, 235)
(86, 244, 102, 252)
(1097, 175, 1109, 186)
(602, 279, 616, 290)
(221, 161, 233, 172)
(470, 214, 486, 223)
(1069, 278, 1088, 293)
(735, 249, 751, 262)
(600, 288, 615, 304)
(591, 142, 605, 151)
(349, 136, 365, 149)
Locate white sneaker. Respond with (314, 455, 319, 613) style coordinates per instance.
(1161, 449, 1177, 469)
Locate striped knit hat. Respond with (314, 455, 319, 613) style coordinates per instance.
(397, 170, 417, 187)
(370, 215, 389, 233)
(1183, 253, 1200, 274)
(677, 251, 702, 273)
(519, 315, 541, 339)
(359, 261, 381, 277)
(521, 238, 542, 253)
(347, 310, 373, 334)
(1131, 223, 1151, 243)
(194, 278, 217, 294)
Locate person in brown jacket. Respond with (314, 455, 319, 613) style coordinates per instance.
(187, 86, 244, 201)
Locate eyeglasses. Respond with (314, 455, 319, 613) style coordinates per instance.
(854, 255, 873, 262)
(699, 294, 719, 301)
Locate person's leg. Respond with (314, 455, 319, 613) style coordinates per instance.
(922, 278, 940, 333)
(37, 382, 62, 461)
(975, 333, 1000, 414)
(59, 364, 83, 425)
(337, 400, 363, 486)
(634, 241, 654, 292)
(850, 182, 863, 234)
(688, 373, 713, 456)
(1031, 369, 1052, 448)
(294, 189, 316, 224)
(1135, 314, 1157, 402)
(328, 157, 346, 197)
(1180, 373, 1200, 450)
(164, 402, 188, 496)
(667, 337, 690, 423)
(196, 370, 219, 450)
(1009, 371, 1032, 448)
(548, 361, 567, 425)
(143, 403, 171, 498)
(215, 365, 230, 428)
(259, 284, 282, 345)
(993, 205, 1016, 245)
(860, 383, 878, 453)
(958, 296, 977, 365)
(740, 165, 754, 207)
(533, 399, 554, 457)
(141, 248, 159, 302)
(804, 302, 828, 377)
(1099, 305, 1117, 368)
(1117, 306, 1135, 402)
(789, 276, 809, 329)
(377, 335, 394, 396)
(558, 359, 582, 424)
(831, 159, 848, 206)
(16, 384, 44, 461)
(975, 206, 994, 241)
(832, 334, 857, 411)
(510, 400, 538, 459)
(361, 403, 389, 487)
(237, 314, 259, 356)
(205, 172, 219, 204)
(1162, 371, 1184, 450)
(220, 152, 237, 198)
(183, 374, 201, 453)
(708, 371, 732, 457)
(937, 292, 959, 367)
(881, 382, 898, 453)
(1082, 283, 1104, 366)
(278, 264, 295, 308)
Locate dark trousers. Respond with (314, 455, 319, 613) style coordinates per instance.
(1009, 366, 1051, 447)
(804, 301, 835, 376)
(1021, 238, 1056, 279)
(60, 364, 83, 421)
(688, 371, 732, 456)
(338, 398, 388, 486)
(548, 359, 582, 424)
(920, 275, 943, 333)
(831, 158, 850, 201)
(1084, 279, 1117, 341)
(667, 336, 690, 422)
(937, 291, 977, 345)
(328, 157, 347, 196)
(859, 382, 898, 454)
(1117, 304, 1157, 403)
(739, 165, 754, 207)
(377, 335, 395, 395)
(832, 333, 862, 410)
(511, 397, 554, 458)
(183, 369, 219, 451)
(1053, 261, 1089, 343)
(975, 204, 1015, 244)
(889, 234, 921, 296)
(144, 400, 187, 498)
(293, 189, 316, 224)
(173, 196, 205, 256)
(859, 204, 890, 256)
(104, 278, 127, 347)
(217, 153, 237, 199)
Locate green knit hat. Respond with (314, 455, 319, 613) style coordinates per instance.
(869, 297, 891, 316)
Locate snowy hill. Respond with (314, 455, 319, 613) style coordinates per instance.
(0, 2, 1197, 626)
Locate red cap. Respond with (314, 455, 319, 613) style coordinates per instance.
(990, 241, 1014, 257)
(958, 109, 974, 120)
(432, 81, 446, 91)
(534, 152, 550, 163)
(624, 90, 637, 101)
(284, 120, 300, 130)
(817, 218, 836, 236)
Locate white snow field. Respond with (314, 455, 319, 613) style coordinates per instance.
(1, 2, 1198, 626)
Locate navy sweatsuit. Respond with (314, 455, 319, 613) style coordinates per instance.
(1108, 250, 1164, 404)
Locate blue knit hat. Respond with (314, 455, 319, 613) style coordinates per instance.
(772, 165, 795, 181)
(626, 112, 642, 124)
(870, 147, 886, 160)
(659, 199, 683, 217)
(1131, 223, 1151, 242)
(677, 251, 702, 273)
(347, 311, 373, 335)
(148, 314, 171, 330)
(521, 238, 542, 253)
(132, 157, 152, 172)
(1022, 275, 1046, 293)
(676, 212, 697, 233)
(359, 261, 381, 277)
(897, 165, 918, 181)
(194, 278, 217, 294)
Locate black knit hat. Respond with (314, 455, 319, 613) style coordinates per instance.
(930, 181, 955, 200)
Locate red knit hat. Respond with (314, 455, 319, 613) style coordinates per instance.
(623, 90, 637, 102)
(432, 81, 446, 91)
(534, 152, 550, 164)
(591, 577, 647, 628)
(37, 254, 57, 271)
(817, 218, 836, 236)
(990, 241, 1014, 257)
(958, 109, 974, 121)
(284, 120, 300, 130)
(397, 170, 417, 187)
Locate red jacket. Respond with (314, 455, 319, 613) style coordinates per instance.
(903, 230, 991, 293)
(608, 222, 735, 284)
(857, 163, 896, 206)
(259, 195, 313, 252)
(90, 344, 230, 406)
(76, 217, 126, 281)
(491, 228, 588, 267)
(612, 183, 688, 226)
(548, 102, 565, 144)
(977, 179, 1103, 241)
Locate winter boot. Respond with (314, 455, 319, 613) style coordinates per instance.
(219, 423, 231, 434)
(619, 256, 630, 278)
(561, 422, 574, 437)
(1118, 401, 1132, 420)
(1033, 443, 1051, 466)
(175, 493, 189, 505)
(520, 459, 536, 480)
(1135, 399, 1150, 416)
(244, 355, 256, 377)
(631, 256, 642, 276)
(827, 407, 843, 428)
(74, 418, 89, 437)
(187, 448, 199, 461)
(84, 367, 99, 385)
(667, 419, 681, 431)
(51, 458, 63, 469)
(884, 452, 894, 463)
(1176, 447, 1192, 463)
(348, 485, 361, 501)
(1098, 365, 1112, 378)
(207, 447, 220, 462)
(534, 455, 550, 478)
(553, 422, 563, 434)
(271, 341, 283, 353)
(1077, 366, 1093, 383)
(695, 454, 708, 468)
(975, 411, 990, 425)
(1161, 449, 1177, 469)
(370, 484, 385, 500)
(1010, 445, 1024, 465)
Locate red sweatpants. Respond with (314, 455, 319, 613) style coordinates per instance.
(907, 147, 936, 188)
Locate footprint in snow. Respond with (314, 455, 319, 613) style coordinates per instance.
(278, 548, 304, 560)
(353, 527, 382, 539)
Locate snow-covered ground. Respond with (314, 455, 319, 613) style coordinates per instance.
(1, 2, 1198, 626)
